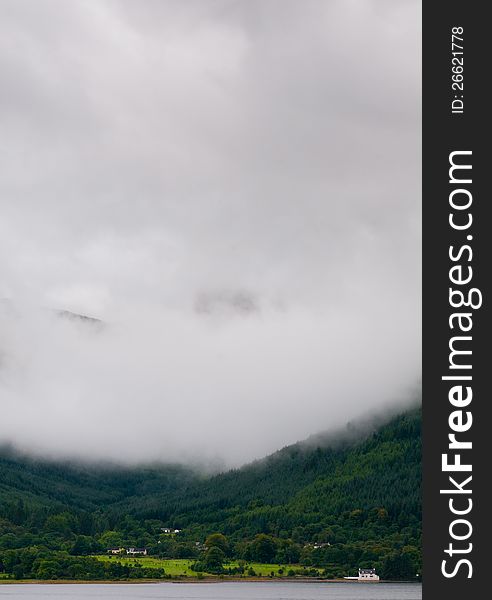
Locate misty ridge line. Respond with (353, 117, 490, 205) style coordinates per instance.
(0, 393, 421, 475)
(0, 299, 420, 466)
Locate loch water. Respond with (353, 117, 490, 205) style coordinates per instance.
(0, 581, 422, 600)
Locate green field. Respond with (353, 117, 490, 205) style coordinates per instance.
(95, 556, 317, 578)
(96, 557, 195, 576)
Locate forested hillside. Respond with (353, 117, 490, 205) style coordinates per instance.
(0, 408, 421, 580)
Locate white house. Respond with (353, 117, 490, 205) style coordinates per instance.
(126, 547, 148, 556)
(312, 542, 331, 549)
(358, 568, 379, 581)
(344, 568, 380, 582)
(161, 528, 181, 535)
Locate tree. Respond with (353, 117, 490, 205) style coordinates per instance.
(44, 513, 75, 538)
(70, 536, 94, 556)
(251, 534, 276, 563)
(277, 541, 300, 564)
(174, 543, 198, 559)
(205, 533, 229, 555)
(204, 546, 225, 572)
(99, 531, 124, 549)
(381, 551, 415, 580)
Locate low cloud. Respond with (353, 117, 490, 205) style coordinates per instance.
(0, 0, 421, 466)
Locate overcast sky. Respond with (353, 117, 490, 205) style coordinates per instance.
(0, 0, 421, 466)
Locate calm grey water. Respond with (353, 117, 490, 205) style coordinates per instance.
(0, 582, 422, 600)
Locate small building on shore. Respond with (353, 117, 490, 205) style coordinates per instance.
(358, 568, 379, 581)
(344, 568, 380, 582)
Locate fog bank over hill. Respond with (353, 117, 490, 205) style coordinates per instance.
(0, 0, 420, 466)
(0, 301, 420, 466)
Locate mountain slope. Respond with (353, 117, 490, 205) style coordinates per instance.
(0, 408, 421, 579)
(150, 408, 421, 541)
(0, 449, 194, 512)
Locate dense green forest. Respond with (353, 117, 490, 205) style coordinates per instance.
(0, 407, 421, 581)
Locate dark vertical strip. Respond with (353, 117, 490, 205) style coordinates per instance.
(423, 1, 489, 597)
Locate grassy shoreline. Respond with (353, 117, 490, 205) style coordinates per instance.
(0, 557, 420, 584)
(0, 577, 411, 585)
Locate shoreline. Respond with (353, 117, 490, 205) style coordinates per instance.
(0, 577, 420, 585)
